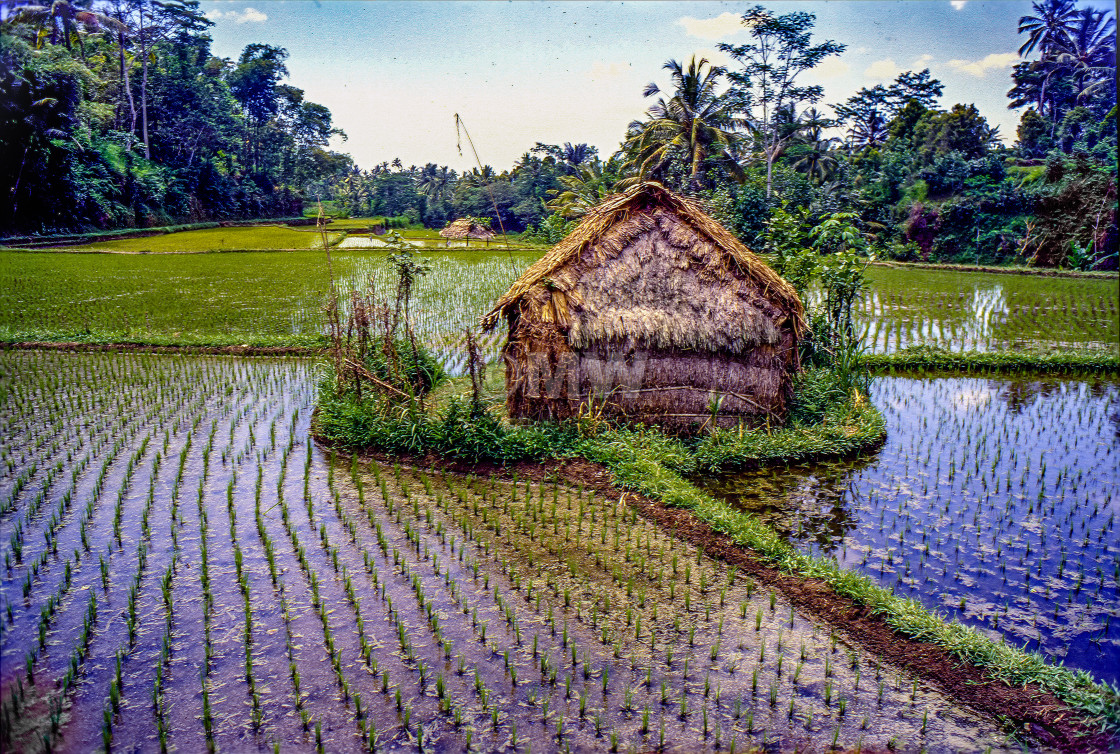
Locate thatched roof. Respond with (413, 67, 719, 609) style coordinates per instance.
(481, 182, 805, 346)
(440, 219, 496, 240)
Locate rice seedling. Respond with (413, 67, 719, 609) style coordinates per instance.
(0, 351, 1040, 752)
(704, 374, 1119, 685)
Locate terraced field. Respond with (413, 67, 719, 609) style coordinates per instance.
(705, 375, 1120, 686)
(2, 250, 1116, 367)
(0, 351, 1016, 752)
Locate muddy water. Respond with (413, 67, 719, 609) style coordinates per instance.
(0, 351, 1016, 752)
(704, 375, 1120, 686)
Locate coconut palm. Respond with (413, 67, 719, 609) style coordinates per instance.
(623, 56, 744, 190)
(463, 165, 495, 188)
(849, 109, 889, 150)
(11, 0, 124, 57)
(559, 143, 595, 173)
(792, 138, 839, 184)
(545, 163, 615, 220)
(1047, 7, 1116, 103)
(418, 165, 455, 204)
(1017, 0, 1078, 58)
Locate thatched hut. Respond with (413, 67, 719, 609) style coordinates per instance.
(440, 219, 496, 246)
(481, 182, 805, 432)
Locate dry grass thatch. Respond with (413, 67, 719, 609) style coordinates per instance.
(482, 181, 806, 432)
(440, 218, 496, 240)
(482, 181, 803, 335)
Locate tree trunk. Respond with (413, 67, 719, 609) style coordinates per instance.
(765, 146, 774, 198)
(11, 146, 30, 217)
(118, 32, 138, 151)
(139, 5, 150, 160)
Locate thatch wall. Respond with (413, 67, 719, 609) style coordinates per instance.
(483, 182, 804, 432)
(440, 219, 496, 240)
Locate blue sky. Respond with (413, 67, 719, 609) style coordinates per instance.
(198, 1, 1116, 171)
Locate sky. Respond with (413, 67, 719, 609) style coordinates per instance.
(197, 0, 1116, 172)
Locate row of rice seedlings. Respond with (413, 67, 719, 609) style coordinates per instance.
(1, 357, 203, 598)
(761, 375, 1119, 680)
(855, 283, 1118, 354)
(0, 353, 1012, 750)
(334, 458, 987, 751)
(0, 424, 171, 750)
(3, 425, 154, 675)
(3, 410, 138, 568)
(0, 352, 264, 751)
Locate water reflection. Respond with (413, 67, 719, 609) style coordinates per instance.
(699, 375, 1120, 686)
(703, 454, 874, 553)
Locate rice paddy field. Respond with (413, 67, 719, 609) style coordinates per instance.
(1, 237, 1118, 751)
(0, 351, 1018, 753)
(1, 248, 1117, 365)
(703, 375, 1120, 687)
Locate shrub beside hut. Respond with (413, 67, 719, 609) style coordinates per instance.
(440, 218, 496, 247)
(481, 182, 805, 433)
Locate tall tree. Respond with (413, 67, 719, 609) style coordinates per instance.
(835, 70, 943, 150)
(228, 43, 288, 175)
(1011, 1, 1114, 135)
(719, 5, 845, 196)
(624, 56, 743, 190)
(1017, 0, 1078, 57)
(130, 0, 211, 159)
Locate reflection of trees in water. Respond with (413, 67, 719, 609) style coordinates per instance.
(703, 451, 879, 554)
(991, 378, 1060, 414)
(993, 377, 1117, 419)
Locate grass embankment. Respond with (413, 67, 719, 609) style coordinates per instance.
(871, 259, 1119, 279)
(865, 345, 1120, 375)
(0, 217, 309, 249)
(315, 368, 1119, 745)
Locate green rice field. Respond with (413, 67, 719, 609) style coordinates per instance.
(1, 235, 1118, 751)
(703, 374, 1120, 686)
(0, 351, 1018, 752)
(1, 249, 1116, 366)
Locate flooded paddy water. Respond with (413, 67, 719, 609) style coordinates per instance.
(858, 266, 1118, 354)
(704, 375, 1120, 686)
(0, 351, 1025, 752)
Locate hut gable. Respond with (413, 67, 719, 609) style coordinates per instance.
(562, 207, 784, 353)
(482, 182, 805, 432)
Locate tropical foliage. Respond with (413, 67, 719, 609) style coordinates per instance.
(1, 0, 351, 234)
(3, 1, 1115, 268)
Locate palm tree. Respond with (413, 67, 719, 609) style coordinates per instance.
(558, 143, 595, 174)
(11, 0, 122, 56)
(545, 162, 615, 220)
(849, 109, 889, 150)
(418, 165, 455, 204)
(623, 56, 744, 190)
(463, 165, 495, 188)
(792, 138, 839, 184)
(1048, 7, 1116, 103)
(1017, 0, 1078, 58)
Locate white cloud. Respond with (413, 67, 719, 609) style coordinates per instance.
(950, 1, 968, 9)
(813, 57, 851, 80)
(587, 61, 632, 82)
(947, 52, 1019, 77)
(865, 58, 901, 80)
(677, 12, 743, 40)
(912, 54, 934, 68)
(206, 7, 267, 23)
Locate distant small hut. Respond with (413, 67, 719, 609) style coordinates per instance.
(440, 218, 496, 247)
(481, 182, 805, 432)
